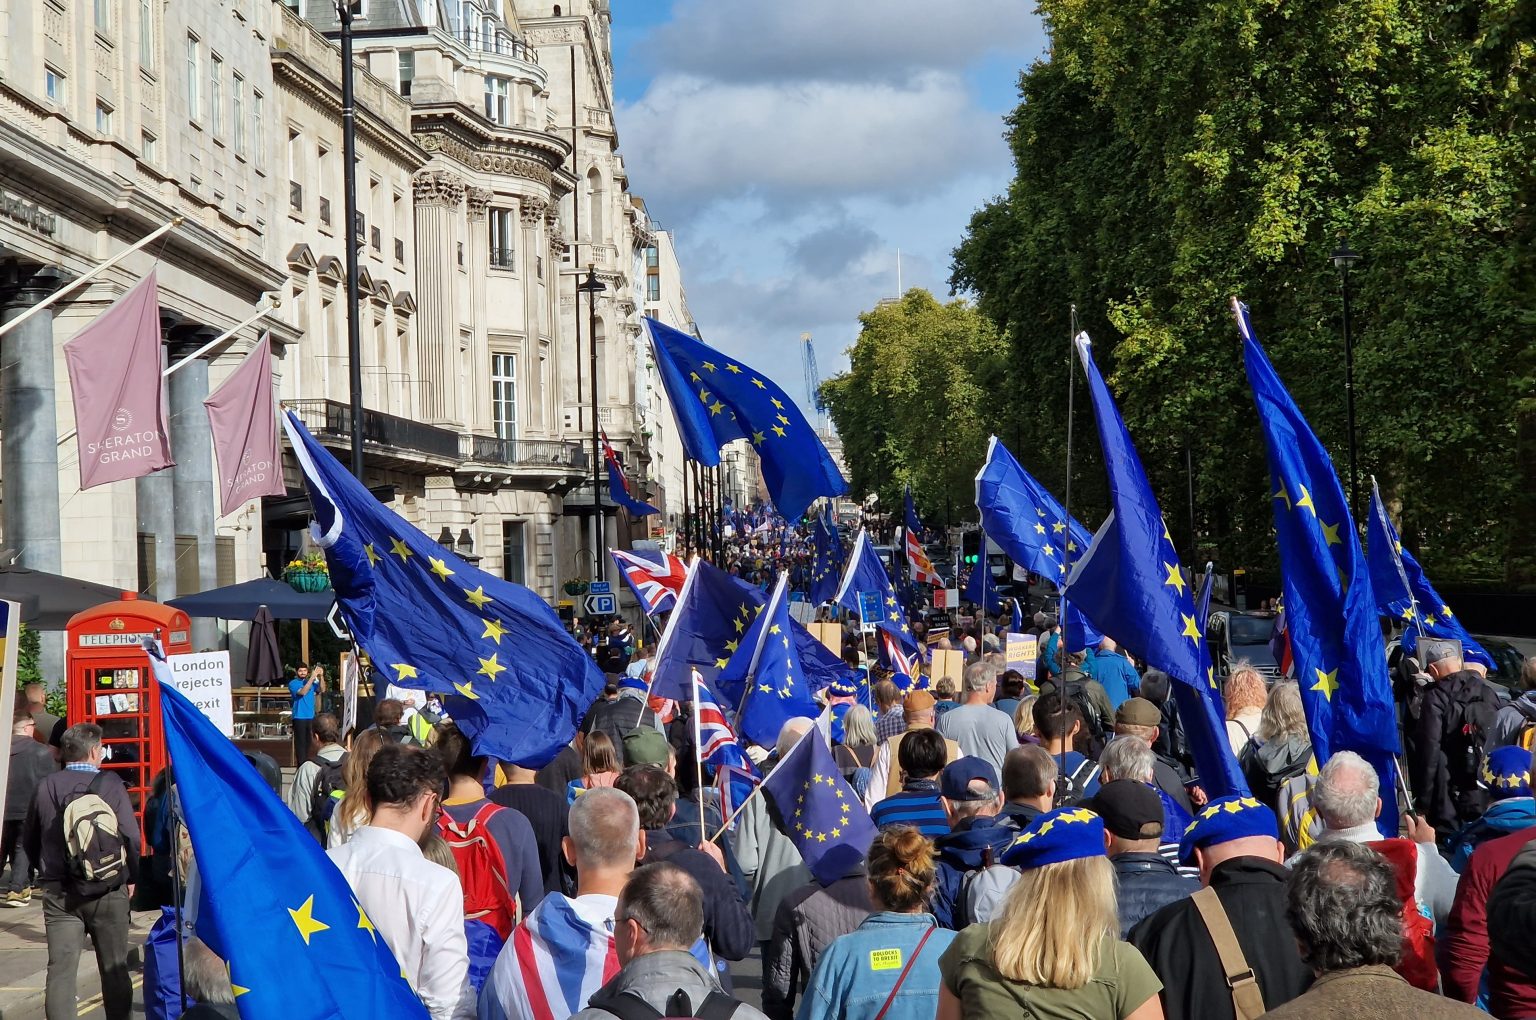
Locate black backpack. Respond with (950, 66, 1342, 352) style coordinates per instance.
(306, 753, 349, 840)
(587, 987, 741, 1020)
(1063, 679, 1107, 757)
(1445, 674, 1501, 817)
(1053, 757, 1101, 808)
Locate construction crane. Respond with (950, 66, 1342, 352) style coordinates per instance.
(801, 332, 825, 421)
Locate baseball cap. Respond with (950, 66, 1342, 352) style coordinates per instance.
(1083, 780, 1164, 840)
(940, 756, 999, 801)
(1115, 697, 1161, 729)
(621, 727, 671, 768)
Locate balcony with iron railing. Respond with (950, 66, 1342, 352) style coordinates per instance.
(458, 27, 538, 64)
(288, 398, 460, 470)
(456, 433, 589, 494)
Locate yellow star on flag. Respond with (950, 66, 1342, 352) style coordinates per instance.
(709, 401, 725, 416)
(391, 663, 419, 682)
(752, 378, 767, 389)
(771, 397, 784, 409)
(1440, 604, 1454, 618)
(355, 899, 377, 943)
(453, 681, 478, 700)
(716, 657, 729, 669)
(428, 556, 454, 581)
(1034, 523, 1046, 535)
(1273, 481, 1292, 511)
(1181, 614, 1201, 645)
(1163, 563, 1186, 596)
(771, 425, 786, 437)
(482, 618, 507, 644)
(752, 431, 766, 446)
(1312, 667, 1339, 700)
(1320, 521, 1342, 547)
(1052, 522, 1065, 534)
(463, 585, 493, 609)
(1295, 485, 1317, 516)
(476, 653, 506, 680)
(726, 363, 742, 373)
(389, 536, 413, 561)
(364, 543, 380, 567)
(228, 962, 250, 998)
(288, 894, 330, 945)
(702, 361, 717, 373)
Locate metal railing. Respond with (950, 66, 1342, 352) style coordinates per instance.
(289, 399, 459, 462)
(459, 28, 538, 63)
(489, 247, 515, 269)
(461, 434, 587, 471)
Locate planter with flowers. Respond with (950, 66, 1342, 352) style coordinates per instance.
(284, 552, 331, 593)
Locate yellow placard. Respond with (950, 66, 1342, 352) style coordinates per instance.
(869, 948, 903, 971)
(931, 648, 966, 685)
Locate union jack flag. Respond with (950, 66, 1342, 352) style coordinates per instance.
(715, 762, 761, 832)
(610, 547, 687, 615)
(691, 672, 752, 771)
(880, 626, 921, 684)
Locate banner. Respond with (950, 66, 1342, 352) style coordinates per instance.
(931, 648, 966, 685)
(340, 651, 361, 737)
(63, 272, 175, 489)
(205, 332, 284, 516)
(1006, 633, 1038, 681)
(164, 651, 234, 735)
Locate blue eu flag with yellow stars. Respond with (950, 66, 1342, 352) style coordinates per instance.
(1237, 301, 1400, 829)
(760, 728, 877, 885)
(833, 530, 918, 655)
(157, 681, 429, 1019)
(808, 506, 843, 605)
(1365, 480, 1492, 670)
(281, 413, 604, 767)
(962, 539, 1002, 615)
(645, 317, 846, 519)
(1067, 335, 1248, 799)
(724, 575, 822, 747)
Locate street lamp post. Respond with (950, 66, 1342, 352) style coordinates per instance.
(577, 266, 606, 579)
(336, 1, 365, 480)
(1332, 240, 1361, 521)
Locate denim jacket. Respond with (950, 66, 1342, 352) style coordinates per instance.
(795, 912, 957, 1020)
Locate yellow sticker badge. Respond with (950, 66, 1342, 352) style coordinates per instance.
(869, 948, 903, 971)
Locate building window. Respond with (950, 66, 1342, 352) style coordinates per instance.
(491, 353, 517, 440)
(287, 129, 303, 210)
(138, 0, 153, 67)
(209, 54, 223, 135)
(95, 0, 111, 32)
(141, 129, 157, 162)
(95, 100, 114, 135)
(398, 51, 414, 98)
(45, 67, 65, 105)
(484, 76, 510, 126)
(319, 196, 332, 226)
(232, 74, 246, 154)
(252, 91, 265, 168)
(457, 241, 464, 268)
(501, 521, 526, 586)
(488, 209, 515, 269)
(645, 245, 658, 268)
(186, 36, 200, 118)
(646, 275, 660, 302)
(394, 238, 405, 264)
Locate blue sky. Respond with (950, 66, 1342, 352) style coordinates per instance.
(609, 1, 1048, 399)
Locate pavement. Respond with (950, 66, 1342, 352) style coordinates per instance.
(0, 894, 153, 1019)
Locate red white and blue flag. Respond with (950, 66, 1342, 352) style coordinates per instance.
(880, 627, 922, 687)
(715, 762, 761, 833)
(480, 894, 619, 1020)
(601, 429, 658, 517)
(692, 672, 752, 771)
(610, 547, 687, 616)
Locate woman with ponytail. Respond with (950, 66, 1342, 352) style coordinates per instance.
(796, 827, 955, 1020)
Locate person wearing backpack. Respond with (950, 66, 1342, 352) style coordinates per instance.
(1407, 640, 1504, 839)
(21, 722, 139, 1020)
(283, 711, 346, 839)
(575, 861, 767, 1020)
(1490, 657, 1536, 751)
(1448, 746, 1536, 871)
(1033, 693, 1101, 807)
(930, 757, 1018, 930)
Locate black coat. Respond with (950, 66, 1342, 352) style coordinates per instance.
(1112, 851, 1199, 937)
(1128, 857, 1311, 1020)
(1407, 669, 1500, 835)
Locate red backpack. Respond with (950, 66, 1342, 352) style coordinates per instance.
(437, 803, 518, 939)
(1366, 838, 1437, 991)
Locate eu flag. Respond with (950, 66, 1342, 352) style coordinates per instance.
(1067, 335, 1248, 799)
(1365, 480, 1492, 670)
(645, 317, 846, 519)
(760, 728, 877, 885)
(157, 680, 428, 1019)
(834, 530, 918, 656)
(1194, 562, 1216, 632)
(1236, 301, 1400, 828)
(281, 413, 604, 766)
(725, 575, 822, 747)
(807, 507, 843, 605)
(602, 429, 658, 517)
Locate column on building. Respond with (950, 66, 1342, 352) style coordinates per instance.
(411, 170, 465, 426)
(0, 264, 67, 682)
(168, 326, 219, 650)
(464, 187, 494, 437)
(136, 315, 180, 608)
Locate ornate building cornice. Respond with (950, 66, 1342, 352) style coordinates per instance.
(519, 196, 549, 224)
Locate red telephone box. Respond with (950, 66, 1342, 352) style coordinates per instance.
(66, 593, 191, 841)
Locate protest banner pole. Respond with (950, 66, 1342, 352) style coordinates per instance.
(690, 671, 708, 846)
(0, 217, 184, 341)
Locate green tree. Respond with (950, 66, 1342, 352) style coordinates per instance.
(820, 290, 1009, 525)
(952, 0, 1535, 583)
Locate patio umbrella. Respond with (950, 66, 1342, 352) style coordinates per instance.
(0, 565, 124, 629)
(244, 605, 284, 685)
(168, 577, 333, 621)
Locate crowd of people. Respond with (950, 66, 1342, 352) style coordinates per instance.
(6, 614, 1536, 1020)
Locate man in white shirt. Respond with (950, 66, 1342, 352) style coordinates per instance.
(328, 743, 473, 1020)
(479, 787, 642, 1020)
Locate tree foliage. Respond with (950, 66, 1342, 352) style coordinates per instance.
(820, 290, 1009, 525)
(951, 0, 1535, 583)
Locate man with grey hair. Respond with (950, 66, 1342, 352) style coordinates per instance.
(481, 787, 643, 1020)
(933, 756, 1016, 928)
(1099, 734, 1198, 878)
(576, 862, 768, 1020)
(936, 659, 1018, 775)
(1260, 842, 1483, 1018)
(1407, 637, 1502, 838)
(1295, 750, 1457, 924)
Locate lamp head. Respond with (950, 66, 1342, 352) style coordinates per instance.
(1331, 241, 1361, 273)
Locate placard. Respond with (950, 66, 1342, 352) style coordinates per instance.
(1006, 633, 1038, 682)
(856, 590, 884, 633)
(931, 648, 966, 685)
(164, 651, 234, 736)
(811, 622, 843, 657)
(932, 588, 960, 610)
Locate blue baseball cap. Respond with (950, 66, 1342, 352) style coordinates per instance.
(1000, 807, 1106, 869)
(1178, 795, 1281, 864)
(939, 756, 999, 801)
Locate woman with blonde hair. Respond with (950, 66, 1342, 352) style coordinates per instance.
(937, 807, 1163, 1019)
(1223, 664, 1268, 756)
(1013, 694, 1040, 744)
(327, 728, 388, 849)
(1241, 679, 1312, 810)
(798, 827, 956, 1020)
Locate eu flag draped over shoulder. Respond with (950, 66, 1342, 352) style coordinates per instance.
(156, 679, 428, 1019)
(1066, 335, 1248, 799)
(1236, 301, 1400, 829)
(760, 728, 877, 885)
(645, 317, 846, 519)
(1365, 481, 1492, 670)
(281, 413, 604, 766)
(724, 575, 821, 747)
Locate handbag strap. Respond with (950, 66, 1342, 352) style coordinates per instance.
(873, 925, 936, 1020)
(1190, 887, 1266, 1020)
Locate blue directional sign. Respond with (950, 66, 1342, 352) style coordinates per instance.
(584, 592, 617, 616)
(589, 581, 612, 595)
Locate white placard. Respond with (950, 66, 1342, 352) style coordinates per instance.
(165, 651, 234, 736)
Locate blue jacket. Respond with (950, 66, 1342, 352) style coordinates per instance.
(1448, 797, 1536, 872)
(1112, 851, 1199, 937)
(931, 814, 1016, 929)
(795, 912, 956, 1020)
(1084, 649, 1140, 710)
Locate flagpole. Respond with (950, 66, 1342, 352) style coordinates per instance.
(708, 718, 815, 843)
(0, 217, 184, 341)
(1057, 304, 1079, 782)
(56, 293, 280, 449)
(690, 670, 708, 846)
(681, 457, 692, 557)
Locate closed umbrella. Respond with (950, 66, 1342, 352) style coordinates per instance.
(245, 605, 283, 686)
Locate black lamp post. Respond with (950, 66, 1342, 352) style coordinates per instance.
(577, 266, 606, 576)
(1332, 240, 1361, 521)
(336, 1, 365, 480)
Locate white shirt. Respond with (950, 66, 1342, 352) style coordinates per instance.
(328, 825, 474, 1020)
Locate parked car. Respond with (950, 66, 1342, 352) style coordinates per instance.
(1206, 610, 1281, 680)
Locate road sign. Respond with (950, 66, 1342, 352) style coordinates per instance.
(589, 581, 612, 595)
(584, 593, 617, 616)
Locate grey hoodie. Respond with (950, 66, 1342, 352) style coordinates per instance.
(1492, 691, 1536, 749)
(573, 950, 768, 1020)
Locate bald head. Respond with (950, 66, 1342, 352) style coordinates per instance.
(776, 717, 814, 760)
(1196, 835, 1284, 885)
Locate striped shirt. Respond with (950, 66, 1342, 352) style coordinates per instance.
(869, 780, 949, 838)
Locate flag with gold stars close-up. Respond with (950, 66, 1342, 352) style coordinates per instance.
(722, 575, 822, 747)
(158, 680, 429, 1019)
(760, 727, 877, 885)
(1237, 301, 1400, 829)
(644, 316, 846, 519)
(281, 412, 605, 767)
